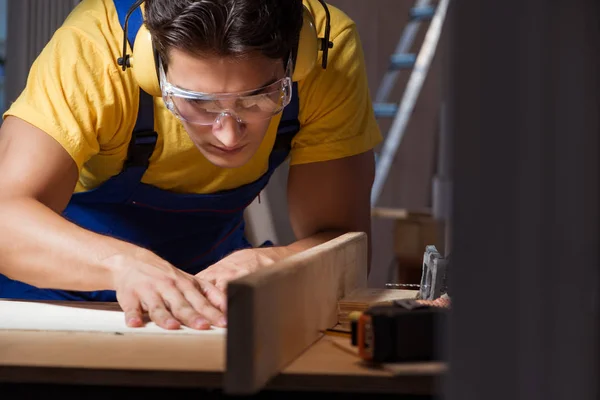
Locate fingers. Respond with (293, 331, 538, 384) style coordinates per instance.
(180, 279, 227, 328)
(159, 280, 214, 330)
(117, 273, 228, 331)
(141, 291, 181, 330)
(118, 291, 144, 328)
(196, 278, 228, 314)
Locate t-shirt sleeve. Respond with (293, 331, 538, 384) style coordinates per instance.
(2, 27, 129, 172)
(290, 22, 383, 166)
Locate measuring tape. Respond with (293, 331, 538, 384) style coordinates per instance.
(350, 298, 449, 363)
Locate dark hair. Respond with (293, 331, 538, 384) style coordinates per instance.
(144, 0, 304, 68)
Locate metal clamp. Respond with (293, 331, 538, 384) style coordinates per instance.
(385, 245, 450, 302)
(418, 245, 449, 300)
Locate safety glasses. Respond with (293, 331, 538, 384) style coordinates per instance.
(159, 57, 293, 126)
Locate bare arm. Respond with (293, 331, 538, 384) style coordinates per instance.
(286, 150, 376, 273)
(0, 116, 122, 290)
(0, 116, 225, 329)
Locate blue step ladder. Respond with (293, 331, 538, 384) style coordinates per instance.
(371, 0, 451, 207)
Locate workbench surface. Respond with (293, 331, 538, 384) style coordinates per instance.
(0, 299, 444, 396)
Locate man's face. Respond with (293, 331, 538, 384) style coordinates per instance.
(164, 49, 287, 169)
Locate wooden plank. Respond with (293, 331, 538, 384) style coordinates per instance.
(0, 300, 226, 387)
(224, 232, 368, 395)
(0, 329, 226, 388)
(337, 288, 418, 328)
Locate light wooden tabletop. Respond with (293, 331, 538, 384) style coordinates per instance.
(0, 298, 445, 395)
(0, 329, 444, 395)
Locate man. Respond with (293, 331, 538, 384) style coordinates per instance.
(0, 0, 381, 331)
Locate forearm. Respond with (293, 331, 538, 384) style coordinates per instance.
(0, 197, 137, 291)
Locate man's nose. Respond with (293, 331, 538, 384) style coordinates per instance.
(212, 112, 245, 148)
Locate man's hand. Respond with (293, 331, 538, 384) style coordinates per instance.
(195, 247, 290, 292)
(109, 248, 228, 330)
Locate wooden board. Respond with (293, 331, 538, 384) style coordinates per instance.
(224, 232, 368, 395)
(0, 300, 226, 387)
(0, 330, 226, 388)
(337, 288, 418, 328)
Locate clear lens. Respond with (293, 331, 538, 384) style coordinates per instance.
(160, 58, 293, 125)
(167, 78, 291, 125)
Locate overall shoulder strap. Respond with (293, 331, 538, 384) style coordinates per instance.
(273, 82, 300, 152)
(113, 0, 157, 169)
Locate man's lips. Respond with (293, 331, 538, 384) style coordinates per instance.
(209, 144, 247, 155)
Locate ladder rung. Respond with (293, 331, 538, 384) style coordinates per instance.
(410, 6, 436, 21)
(390, 53, 416, 70)
(373, 103, 398, 118)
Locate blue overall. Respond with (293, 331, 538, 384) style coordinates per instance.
(0, 0, 300, 302)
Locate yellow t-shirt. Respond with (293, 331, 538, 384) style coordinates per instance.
(2, 0, 382, 195)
